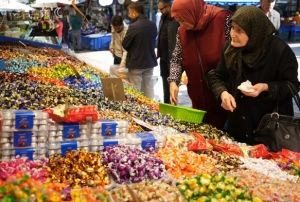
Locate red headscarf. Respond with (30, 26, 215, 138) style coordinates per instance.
(171, 0, 223, 31)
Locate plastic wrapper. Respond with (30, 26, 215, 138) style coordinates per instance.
(249, 144, 270, 159)
(208, 139, 244, 156)
(44, 105, 99, 123)
(187, 132, 213, 152)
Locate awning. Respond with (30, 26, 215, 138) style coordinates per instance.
(0, 0, 35, 12)
(205, 0, 259, 5)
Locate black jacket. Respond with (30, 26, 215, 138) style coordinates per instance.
(206, 36, 299, 144)
(122, 16, 157, 69)
(157, 15, 179, 77)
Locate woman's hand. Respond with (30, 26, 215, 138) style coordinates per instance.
(220, 91, 236, 112)
(170, 81, 179, 105)
(241, 83, 268, 97)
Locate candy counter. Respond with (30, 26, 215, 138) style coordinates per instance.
(1, 42, 300, 202)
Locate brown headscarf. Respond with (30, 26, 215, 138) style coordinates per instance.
(171, 0, 223, 31)
(224, 6, 276, 71)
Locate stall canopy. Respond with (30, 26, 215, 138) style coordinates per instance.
(0, 0, 35, 12)
(205, 0, 259, 5)
(31, 0, 85, 8)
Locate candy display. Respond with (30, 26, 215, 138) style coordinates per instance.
(0, 110, 49, 160)
(48, 150, 110, 187)
(156, 147, 216, 179)
(0, 174, 66, 201)
(111, 180, 186, 202)
(0, 158, 48, 182)
(239, 157, 299, 182)
(70, 187, 110, 202)
(176, 174, 260, 202)
(1, 42, 300, 202)
(229, 170, 300, 202)
(102, 145, 167, 184)
(199, 151, 243, 173)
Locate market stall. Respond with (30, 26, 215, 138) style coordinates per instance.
(81, 33, 111, 51)
(0, 42, 300, 202)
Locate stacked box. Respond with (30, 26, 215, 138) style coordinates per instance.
(89, 120, 129, 152)
(0, 110, 48, 161)
(48, 121, 90, 156)
(47, 120, 129, 155)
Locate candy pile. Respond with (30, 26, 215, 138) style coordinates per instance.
(156, 147, 216, 179)
(102, 145, 166, 184)
(69, 187, 110, 202)
(239, 157, 299, 182)
(199, 150, 243, 173)
(0, 158, 48, 182)
(48, 150, 110, 187)
(0, 174, 66, 201)
(229, 169, 300, 202)
(176, 174, 260, 202)
(111, 180, 186, 202)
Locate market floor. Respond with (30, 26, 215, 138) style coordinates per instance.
(70, 43, 300, 116)
(69, 49, 192, 106)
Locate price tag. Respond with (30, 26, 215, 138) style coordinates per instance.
(101, 78, 125, 101)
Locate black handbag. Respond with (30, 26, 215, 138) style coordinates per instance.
(254, 82, 300, 152)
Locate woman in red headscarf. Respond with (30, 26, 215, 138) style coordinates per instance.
(168, 0, 231, 129)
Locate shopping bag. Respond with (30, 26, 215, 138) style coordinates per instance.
(109, 65, 128, 80)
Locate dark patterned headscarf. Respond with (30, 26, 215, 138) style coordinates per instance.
(224, 6, 276, 71)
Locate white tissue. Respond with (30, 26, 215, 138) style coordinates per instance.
(237, 80, 255, 93)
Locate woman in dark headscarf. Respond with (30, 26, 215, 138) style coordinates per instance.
(168, 0, 231, 129)
(206, 6, 299, 145)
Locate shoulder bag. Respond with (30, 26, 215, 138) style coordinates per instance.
(254, 82, 300, 152)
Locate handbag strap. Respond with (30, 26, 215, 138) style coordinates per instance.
(286, 81, 300, 111)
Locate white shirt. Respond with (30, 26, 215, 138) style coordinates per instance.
(267, 9, 281, 30)
(109, 26, 128, 67)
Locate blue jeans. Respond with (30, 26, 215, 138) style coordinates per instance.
(128, 68, 154, 99)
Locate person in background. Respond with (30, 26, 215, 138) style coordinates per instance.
(157, 0, 179, 103)
(54, 16, 63, 45)
(122, 2, 157, 99)
(62, 11, 70, 46)
(206, 6, 299, 145)
(69, 9, 83, 52)
(168, 0, 231, 129)
(259, 0, 280, 31)
(109, 15, 128, 67)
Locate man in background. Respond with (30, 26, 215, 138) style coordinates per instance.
(260, 0, 280, 31)
(157, 0, 179, 103)
(109, 15, 128, 68)
(122, 2, 157, 99)
(69, 9, 82, 52)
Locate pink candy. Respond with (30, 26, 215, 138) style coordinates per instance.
(0, 157, 48, 182)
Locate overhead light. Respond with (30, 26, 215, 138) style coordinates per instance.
(98, 0, 113, 6)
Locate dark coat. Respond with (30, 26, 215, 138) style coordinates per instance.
(206, 36, 299, 144)
(157, 15, 179, 77)
(122, 16, 157, 69)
